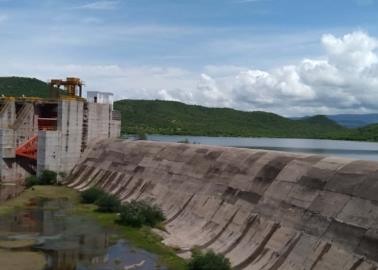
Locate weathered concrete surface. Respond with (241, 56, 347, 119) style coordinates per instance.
(68, 139, 378, 269)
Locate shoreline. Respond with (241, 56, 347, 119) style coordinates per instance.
(0, 186, 187, 270)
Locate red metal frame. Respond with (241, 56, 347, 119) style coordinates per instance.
(16, 135, 38, 160)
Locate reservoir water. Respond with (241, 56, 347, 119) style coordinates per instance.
(148, 135, 378, 161)
(0, 198, 166, 270)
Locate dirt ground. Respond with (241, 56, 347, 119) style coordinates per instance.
(0, 249, 45, 270)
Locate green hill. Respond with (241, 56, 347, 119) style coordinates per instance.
(0, 77, 51, 98)
(333, 124, 378, 142)
(1, 77, 376, 142)
(114, 99, 347, 139)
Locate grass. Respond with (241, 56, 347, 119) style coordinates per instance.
(0, 186, 187, 270)
(74, 202, 187, 269)
(0, 186, 79, 215)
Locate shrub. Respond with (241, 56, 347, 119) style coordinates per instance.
(24, 170, 58, 188)
(188, 249, 231, 270)
(95, 193, 121, 213)
(139, 201, 165, 227)
(118, 203, 146, 227)
(38, 170, 57, 185)
(136, 132, 147, 140)
(25, 175, 39, 188)
(80, 187, 105, 204)
(118, 200, 165, 228)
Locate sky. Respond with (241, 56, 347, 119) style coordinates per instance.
(1, 0, 378, 116)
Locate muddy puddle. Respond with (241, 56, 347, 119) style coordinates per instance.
(0, 198, 167, 270)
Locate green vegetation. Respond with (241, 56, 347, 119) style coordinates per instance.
(114, 99, 378, 142)
(0, 186, 79, 215)
(81, 189, 165, 227)
(136, 131, 147, 140)
(331, 123, 378, 142)
(0, 186, 187, 270)
(80, 187, 120, 213)
(188, 249, 231, 270)
(38, 170, 57, 185)
(3, 76, 378, 142)
(114, 99, 345, 139)
(0, 77, 65, 98)
(25, 175, 39, 188)
(80, 187, 105, 204)
(118, 200, 165, 228)
(25, 170, 57, 187)
(0, 77, 51, 98)
(83, 207, 187, 270)
(94, 193, 121, 213)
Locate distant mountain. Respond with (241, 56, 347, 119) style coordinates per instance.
(302, 115, 343, 127)
(114, 99, 346, 139)
(327, 114, 378, 128)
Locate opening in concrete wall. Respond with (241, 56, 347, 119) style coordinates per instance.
(35, 103, 58, 131)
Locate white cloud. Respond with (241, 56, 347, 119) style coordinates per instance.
(0, 63, 196, 101)
(181, 31, 378, 116)
(2, 31, 378, 117)
(322, 31, 378, 71)
(74, 1, 118, 10)
(226, 31, 378, 115)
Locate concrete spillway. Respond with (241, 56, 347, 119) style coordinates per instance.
(67, 139, 378, 269)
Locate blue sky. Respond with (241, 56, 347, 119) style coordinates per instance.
(1, 0, 378, 116)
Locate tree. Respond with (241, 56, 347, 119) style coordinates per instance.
(188, 249, 231, 270)
(25, 175, 39, 188)
(80, 187, 106, 204)
(95, 193, 121, 213)
(39, 170, 57, 185)
(118, 200, 165, 228)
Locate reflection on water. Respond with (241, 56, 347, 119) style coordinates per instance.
(0, 198, 166, 270)
(0, 181, 24, 202)
(148, 135, 378, 161)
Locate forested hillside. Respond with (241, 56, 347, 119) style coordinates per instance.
(114, 99, 347, 139)
(0, 77, 51, 98)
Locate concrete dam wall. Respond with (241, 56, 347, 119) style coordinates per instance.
(67, 139, 378, 269)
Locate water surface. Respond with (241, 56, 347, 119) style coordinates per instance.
(148, 135, 378, 161)
(0, 198, 166, 270)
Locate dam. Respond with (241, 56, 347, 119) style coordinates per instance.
(67, 139, 378, 270)
(0, 78, 121, 201)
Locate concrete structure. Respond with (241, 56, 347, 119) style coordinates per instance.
(69, 140, 378, 269)
(0, 88, 121, 200)
(87, 91, 114, 108)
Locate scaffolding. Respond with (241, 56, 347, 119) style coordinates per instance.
(49, 77, 84, 98)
